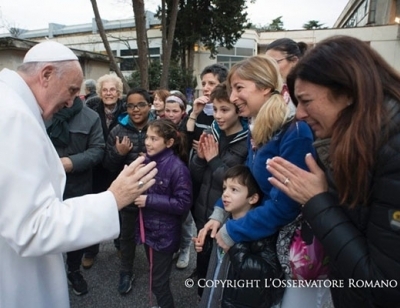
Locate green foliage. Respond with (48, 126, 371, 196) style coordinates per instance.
(267, 16, 285, 31)
(303, 20, 325, 30)
(126, 60, 197, 92)
(165, 0, 251, 58)
(251, 16, 285, 32)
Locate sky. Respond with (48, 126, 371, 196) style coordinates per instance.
(0, 0, 349, 33)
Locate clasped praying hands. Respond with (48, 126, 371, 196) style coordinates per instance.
(197, 133, 219, 161)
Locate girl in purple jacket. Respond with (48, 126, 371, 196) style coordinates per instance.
(134, 118, 192, 308)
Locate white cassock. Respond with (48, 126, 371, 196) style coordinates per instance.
(0, 68, 120, 307)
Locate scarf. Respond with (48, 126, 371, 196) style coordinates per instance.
(203, 102, 214, 116)
(47, 97, 83, 147)
(104, 104, 117, 128)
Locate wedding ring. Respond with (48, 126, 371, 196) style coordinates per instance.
(138, 180, 144, 189)
(283, 177, 290, 185)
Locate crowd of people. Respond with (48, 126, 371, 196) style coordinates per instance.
(1, 35, 400, 308)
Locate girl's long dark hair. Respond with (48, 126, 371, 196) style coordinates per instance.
(148, 118, 188, 164)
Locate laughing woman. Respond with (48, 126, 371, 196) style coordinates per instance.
(196, 56, 325, 307)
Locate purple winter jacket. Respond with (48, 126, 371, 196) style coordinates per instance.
(137, 148, 192, 253)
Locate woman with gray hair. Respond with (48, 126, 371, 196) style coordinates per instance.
(82, 74, 127, 268)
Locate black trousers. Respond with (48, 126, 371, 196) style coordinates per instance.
(66, 248, 84, 272)
(83, 243, 99, 258)
(196, 233, 213, 297)
(120, 209, 138, 273)
(144, 245, 175, 308)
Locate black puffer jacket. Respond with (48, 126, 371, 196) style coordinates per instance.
(190, 119, 248, 231)
(199, 233, 284, 308)
(103, 112, 155, 172)
(303, 98, 400, 308)
(103, 112, 155, 210)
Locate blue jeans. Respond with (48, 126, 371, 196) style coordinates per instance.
(180, 211, 194, 250)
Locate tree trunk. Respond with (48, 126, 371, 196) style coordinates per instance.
(90, 0, 130, 93)
(132, 0, 149, 90)
(160, 0, 179, 89)
(187, 43, 195, 78)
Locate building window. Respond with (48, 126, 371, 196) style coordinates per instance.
(236, 47, 253, 56)
(344, 0, 369, 28)
(217, 46, 235, 55)
(120, 47, 160, 57)
(216, 56, 246, 69)
(120, 56, 161, 72)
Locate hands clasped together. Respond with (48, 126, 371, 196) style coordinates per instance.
(197, 133, 219, 162)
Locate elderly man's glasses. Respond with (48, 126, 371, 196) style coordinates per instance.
(127, 102, 149, 110)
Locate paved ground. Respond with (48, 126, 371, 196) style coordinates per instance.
(69, 240, 198, 308)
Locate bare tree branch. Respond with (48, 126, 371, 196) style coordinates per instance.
(90, 0, 130, 93)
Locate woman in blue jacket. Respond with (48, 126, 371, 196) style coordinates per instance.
(199, 55, 314, 248)
(195, 55, 321, 306)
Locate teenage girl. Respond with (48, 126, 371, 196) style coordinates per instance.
(134, 118, 192, 308)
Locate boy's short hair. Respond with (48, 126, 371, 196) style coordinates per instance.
(126, 87, 152, 105)
(200, 63, 228, 83)
(210, 82, 239, 113)
(223, 165, 263, 206)
(210, 82, 229, 104)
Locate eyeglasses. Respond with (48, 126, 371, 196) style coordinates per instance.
(102, 88, 117, 94)
(127, 102, 149, 110)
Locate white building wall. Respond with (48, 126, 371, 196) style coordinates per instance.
(258, 24, 400, 71)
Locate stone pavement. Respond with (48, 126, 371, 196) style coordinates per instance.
(69, 240, 198, 308)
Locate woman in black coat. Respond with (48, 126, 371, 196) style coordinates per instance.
(267, 35, 400, 308)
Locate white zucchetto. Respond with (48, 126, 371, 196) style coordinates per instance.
(23, 41, 78, 63)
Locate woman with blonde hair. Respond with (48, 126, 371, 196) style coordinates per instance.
(196, 55, 331, 306)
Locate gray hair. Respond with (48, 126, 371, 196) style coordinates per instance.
(84, 79, 96, 92)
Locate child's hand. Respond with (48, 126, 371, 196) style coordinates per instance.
(203, 219, 221, 238)
(192, 236, 203, 252)
(202, 134, 218, 162)
(115, 136, 133, 155)
(196, 134, 206, 159)
(193, 224, 214, 253)
(134, 195, 147, 208)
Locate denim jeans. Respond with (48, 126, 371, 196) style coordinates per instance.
(180, 211, 194, 250)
